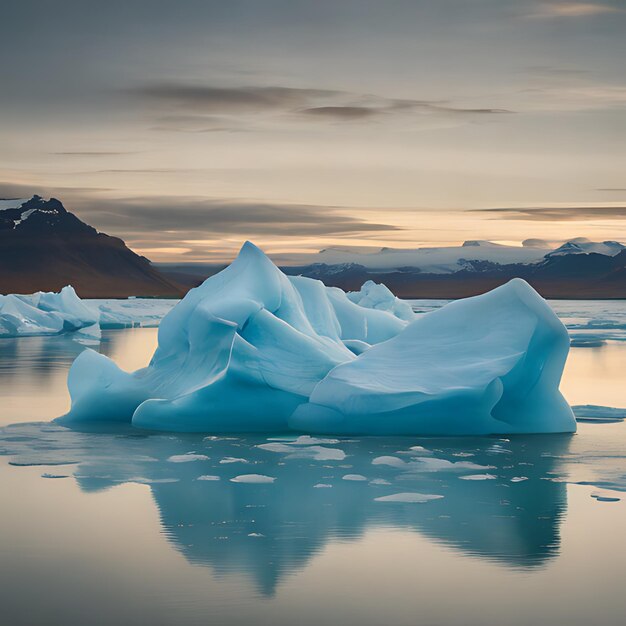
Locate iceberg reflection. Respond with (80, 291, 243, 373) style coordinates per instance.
(0, 422, 573, 594)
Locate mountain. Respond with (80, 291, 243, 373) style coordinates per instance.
(0, 196, 182, 298)
(282, 249, 626, 299)
(159, 239, 626, 299)
(545, 238, 625, 258)
(284, 240, 553, 273)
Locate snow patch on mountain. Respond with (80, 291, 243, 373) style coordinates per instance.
(546, 238, 625, 258)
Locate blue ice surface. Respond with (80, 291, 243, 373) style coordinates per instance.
(55, 242, 576, 436)
(0, 286, 176, 339)
(0, 286, 99, 339)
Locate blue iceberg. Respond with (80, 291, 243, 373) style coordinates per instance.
(0, 286, 99, 338)
(60, 242, 576, 435)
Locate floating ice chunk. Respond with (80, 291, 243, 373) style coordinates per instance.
(591, 495, 621, 502)
(292, 279, 576, 436)
(511, 477, 528, 483)
(219, 457, 248, 464)
(230, 474, 276, 484)
(93, 298, 177, 329)
(370, 478, 391, 485)
(167, 454, 209, 463)
(412, 458, 492, 472)
(257, 442, 346, 461)
(459, 473, 497, 481)
(573, 405, 626, 423)
(374, 492, 444, 503)
(342, 474, 367, 481)
(570, 337, 606, 348)
(0, 286, 99, 338)
(347, 280, 415, 321)
(591, 490, 621, 503)
(372, 456, 406, 467)
(197, 475, 221, 481)
(290, 435, 341, 445)
(313, 483, 333, 488)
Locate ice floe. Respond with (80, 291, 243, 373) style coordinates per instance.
(374, 492, 444, 503)
(0, 287, 176, 339)
(347, 280, 415, 321)
(459, 474, 497, 481)
(230, 474, 276, 484)
(573, 405, 626, 422)
(0, 286, 99, 338)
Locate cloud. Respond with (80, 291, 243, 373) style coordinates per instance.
(131, 81, 513, 128)
(69, 195, 403, 238)
(526, 2, 625, 18)
(131, 84, 338, 113)
(0, 180, 399, 238)
(298, 106, 380, 121)
(525, 66, 591, 78)
(51, 151, 140, 157)
(148, 114, 248, 133)
(478, 206, 626, 221)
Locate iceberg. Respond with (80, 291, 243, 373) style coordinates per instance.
(572, 405, 626, 423)
(0, 285, 99, 338)
(0, 288, 176, 339)
(60, 242, 576, 436)
(346, 280, 415, 321)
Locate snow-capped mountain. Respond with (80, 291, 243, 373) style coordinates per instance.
(0, 196, 182, 298)
(276, 238, 626, 299)
(546, 238, 625, 258)
(278, 238, 624, 274)
(0, 195, 98, 235)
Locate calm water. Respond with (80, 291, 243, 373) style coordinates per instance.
(1, 302, 626, 626)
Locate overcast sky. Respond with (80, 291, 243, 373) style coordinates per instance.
(1, 0, 625, 262)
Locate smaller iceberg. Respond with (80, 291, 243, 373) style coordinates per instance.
(572, 405, 626, 423)
(0, 286, 99, 338)
(95, 298, 177, 329)
(347, 280, 415, 321)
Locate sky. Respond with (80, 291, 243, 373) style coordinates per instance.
(1, 0, 625, 263)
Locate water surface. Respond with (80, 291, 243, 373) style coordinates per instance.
(1, 301, 625, 625)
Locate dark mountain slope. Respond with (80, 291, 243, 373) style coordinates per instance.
(0, 196, 183, 298)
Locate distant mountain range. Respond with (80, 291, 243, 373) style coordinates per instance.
(160, 239, 626, 299)
(2, 196, 624, 299)
(0, 196, 182, 297)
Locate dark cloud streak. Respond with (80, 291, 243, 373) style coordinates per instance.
(299, 106, 380, 120)
(72, 196, 403, 237)
(478, 206, 626, 221)
(132, 81, 514, 126)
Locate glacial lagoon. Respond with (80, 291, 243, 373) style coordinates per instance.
(1, 300, 625, 625)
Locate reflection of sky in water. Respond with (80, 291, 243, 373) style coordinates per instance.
(0, 300, 626, 625)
